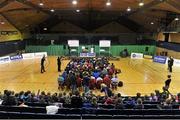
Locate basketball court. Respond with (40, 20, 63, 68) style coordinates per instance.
(0, 56, 179, 96)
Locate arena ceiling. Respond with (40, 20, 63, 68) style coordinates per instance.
(0, 0, 179, 33)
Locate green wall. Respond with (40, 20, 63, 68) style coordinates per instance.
(25, 45, 156, 56)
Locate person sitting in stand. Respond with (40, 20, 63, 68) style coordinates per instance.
(101, 84, 113, 97)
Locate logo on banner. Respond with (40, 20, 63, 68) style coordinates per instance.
(88, 53, 96, 57)
(10, 55, 23, 61)
(153, 56, 167, 64)
(0, 56, 10, 64)
(80, 53, 96, 57)
(132, 54, 136, 58)
(131, 53, 143, 59)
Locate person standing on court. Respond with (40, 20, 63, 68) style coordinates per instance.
(41, 55, 46, 73)
(168, 56, 174, 73)
(165, 75, 171, 91)
(57, 56, 61, 72)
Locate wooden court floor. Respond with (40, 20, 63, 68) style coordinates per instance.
(0, 56, 180, 96)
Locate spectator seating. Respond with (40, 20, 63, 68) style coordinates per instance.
(0, 105, 180, 119)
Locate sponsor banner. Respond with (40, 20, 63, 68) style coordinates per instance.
(34, 52, 47, 58)
(131, 53, 143, 59)
(0, 56, 10, 64)
(10, 55, 23, 61)
(88, 53, 96, 57)
(153, 56, 167, 64)
(22, 53, 35, 59)
(80, 53, 96, 57)
(144, 55, 153, 59)
(174, 59, 180, 67)
(80, 53, 87, 57)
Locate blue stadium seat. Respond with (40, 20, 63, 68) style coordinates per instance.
(96, 109, 111, 115)
(26, 102, 49, 107)
(0, 111, 9, 119)
(57, 108, 69, 114)
(112, 115, 129, 119)
(144, 104, 158, 109)
(96, 115, 112, 119)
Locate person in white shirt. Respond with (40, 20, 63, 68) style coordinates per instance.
(96, 76, 103, 89)
(111, 75, 119, 90)
(46, 103, 62, 114)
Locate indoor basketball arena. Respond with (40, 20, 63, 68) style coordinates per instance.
(0, 0, 180, 119)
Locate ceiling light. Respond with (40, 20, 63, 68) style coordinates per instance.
(106, 0, 111, 6)
(151, 22, 154, 25)
(43, 28, 47, 31)
(72, 0, 77, 5)
(39, 2, 44, 6)
(139, 1, 144, 6)
(175, 17, 179, 21)
(76, 9, 80, 12)
(50, 9, 55, 12)
(127, 7, 131, 12)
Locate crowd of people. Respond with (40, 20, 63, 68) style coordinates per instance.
(58, 57, 121, 96)
(1, 57, 177, 115)
(1, 88, 180, 110)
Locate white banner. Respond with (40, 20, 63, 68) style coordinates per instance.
(34, 52, 48, 58)
(99, 40, 111, 47)
(22, 53, 35, 59)
(0, 52, 48, 64)
(0, 56, 10, 64)
(68, 40, 79, 47)
(174, 59, 180, 67)
(131, 53, 144, 59)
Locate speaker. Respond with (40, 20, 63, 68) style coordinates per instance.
(145, 47, 149, 52)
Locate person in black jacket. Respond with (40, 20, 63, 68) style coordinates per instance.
(2, 91, 17, 106)
(71, 91, 82, 108)
(41, 55, 46, 73)
(168, 56, 174, 73)
(165, 75, 171, 90)
(57, 57, 61, 72)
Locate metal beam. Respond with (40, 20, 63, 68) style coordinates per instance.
(93, 10, 146, 32)
(124, 0, 166, 16)
(116, 17, 144, 32)
(14, 0, 52, 15)
(166, 0, 180, 12)
(0, 0, 14, 9)
(3, 8, 33, 13)
(0, 12, 21, 32)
